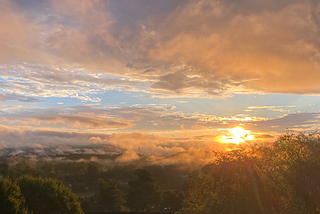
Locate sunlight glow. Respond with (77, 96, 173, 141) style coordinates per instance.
(218, 127, 254, 144)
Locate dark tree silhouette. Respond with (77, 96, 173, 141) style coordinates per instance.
(96, 178, 125, 211)
(17, 175, 83, 214)
(127, 169, 160, 211)
(162, 190, 184, 211)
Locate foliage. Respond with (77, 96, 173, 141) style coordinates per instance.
(96, 178, 125, 211)
(162, 190, 184, 211)
(179, 132, 320, 214)
(5, 159, 190, 193)
(273, 132, 320, 212)
(0, 163, 9, 177)
(0, 178, 30, 214)
(17, 175, 83, 214)
(127, 169, 161, 211)
(148, 164, 189, 190)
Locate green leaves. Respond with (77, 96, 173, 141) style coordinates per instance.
(17, 175, 83, 214)
(127, 169, 161, 211)
(0, 178, 30, 214)
(96, 178, 125, 211)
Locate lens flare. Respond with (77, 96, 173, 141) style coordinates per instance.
(218, 127, 254, 144)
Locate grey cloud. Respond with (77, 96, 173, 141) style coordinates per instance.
(36, 115, 133, 128)
(151, 71, 236, 95)
(0, 92, 42, 102)
(247, 113, 320, 133)
(2, 103, 319, 134)
(0, 63, 145, 102)
(0, 143, 122, 157)
(0, 104, 185, 131)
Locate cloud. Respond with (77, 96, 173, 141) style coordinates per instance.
(115, 150, 141, 163)
(36, 115, 133, 129)
(191, 124, 206, 130)
(0, 124, 109, 148)
(1, 0, 320, 99)
(150, 71, 234, 96)
(255, 134, 274, 139)
(247, 106, 291, 112)
(0, 105, 142, 131)
(1, 111, 320, 165)
(2, 0, 320, 165)
(246, 112, 320, 132)
(0, 0, 38, 62)
(0, 103, 276, 133)
(1, 102, 319, 138)
(0, 92, 42, 102)
(0, 63, 145, 102)
(0, 124, 229, 167)
(106, 132, 186, 156)
(149, 0, 320, 95)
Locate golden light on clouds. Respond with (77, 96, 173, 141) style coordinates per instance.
(218, 127, 254, 144)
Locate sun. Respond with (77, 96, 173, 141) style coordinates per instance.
(230, 127, 249, 139)
(219, 127, 254, 144)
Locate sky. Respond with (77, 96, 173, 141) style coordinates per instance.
(1, 0, 320, 164)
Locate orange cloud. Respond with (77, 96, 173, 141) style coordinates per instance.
(115, 150, 141, 163)
(149, 1, 320, 95)
(2, 0, 320, 100)
(0, 0, 38, 62)
(0, 124, 230, 166)
(48, 0, 121, 69)
(191, 124, 206, 130)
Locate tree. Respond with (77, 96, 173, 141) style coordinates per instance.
(179, 132, 320, 214)
(0, 163, 9, 177)
(127, 169, 160, 211)
(162, 190, 184, 211)
(96, 178, 125, 211)
(272, 132, 320, 213)
(177, 171, 216, 214)
(178, 146, 285, 214)
(143, 165, 165, 186)
(0, 178, 30, 214)
(17, 175, 83, 214)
